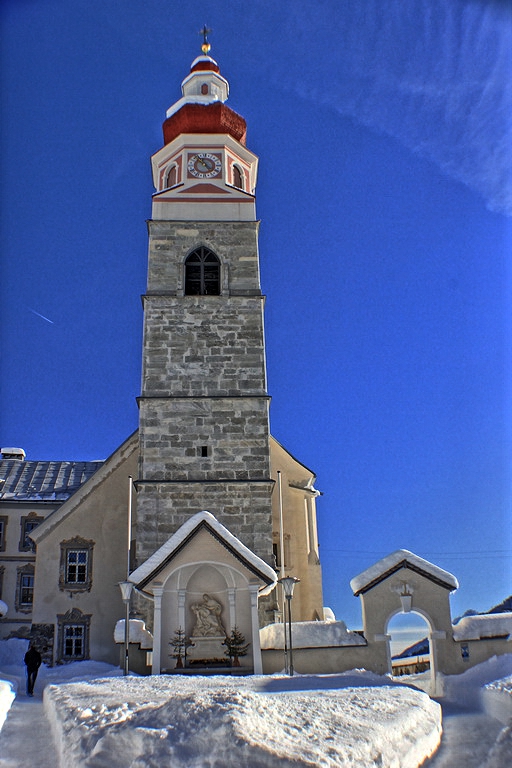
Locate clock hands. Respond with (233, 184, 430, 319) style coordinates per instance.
(196, 156, 214, 171)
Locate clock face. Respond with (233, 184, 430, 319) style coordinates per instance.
(187, 152, 222, 179)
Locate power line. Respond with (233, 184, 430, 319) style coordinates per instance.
(321, 549, 512, 559)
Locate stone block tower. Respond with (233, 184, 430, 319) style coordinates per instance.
(135, 42, 274, 571)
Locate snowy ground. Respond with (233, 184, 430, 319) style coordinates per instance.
(406, 656, 512, 768)
(0, 639, 510, 768)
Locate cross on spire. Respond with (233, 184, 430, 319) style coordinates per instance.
(199, 25, 212, 55)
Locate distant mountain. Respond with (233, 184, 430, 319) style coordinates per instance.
(392, 637, 429, 660)
(488, 595, 512, 614)
(394, 595, 511, 659)
(452, 608, 479, 626)
(453, 595, 512, 624)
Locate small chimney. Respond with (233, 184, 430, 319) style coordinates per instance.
(1, 447, 26, 461)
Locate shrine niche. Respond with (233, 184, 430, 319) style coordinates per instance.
(188, 592, 227, 665)
(128, 511, 276, 674)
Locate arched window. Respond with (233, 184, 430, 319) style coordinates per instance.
(201, 83, 209, 95)
(185, 247, 220, 295)
(233, 164, 243, 190)
(165, 164, 177, 188)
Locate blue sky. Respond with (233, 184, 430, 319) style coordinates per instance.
(1, 0, 511, 635)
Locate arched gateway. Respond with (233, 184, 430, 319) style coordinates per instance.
(350, 550, 459, 695)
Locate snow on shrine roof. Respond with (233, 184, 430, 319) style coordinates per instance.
(0, 458, 102, 501)
(129, 511, 277, 594)
(452, 613, 512, 642)
(350, 549, 459, 596)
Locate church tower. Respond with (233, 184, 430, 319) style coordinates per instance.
(135, 39, 274, 572)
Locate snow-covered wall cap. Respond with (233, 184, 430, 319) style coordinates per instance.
(114, 619, 153, 648)
(350, 549, 459, 596)
(452, 613, 512, 642)
(260, 620, 367, 649)
(129, 510, 277, 594)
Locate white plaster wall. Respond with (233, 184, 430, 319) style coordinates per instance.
(262, 643, 388, 676)
(270, 438, 324, 622)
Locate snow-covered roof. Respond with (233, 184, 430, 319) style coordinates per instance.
(129, 511, 277, 595)
(452, 613, 512, 642)
(260, 621, 367, 649)
(0, 458, 102, 501)
(190, 55, 219, 68)
(350, 550, 459, 595)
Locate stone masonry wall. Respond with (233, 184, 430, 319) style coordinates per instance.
(137, 218, 274, 570)
(139, 396, 270, 481)
(141, 296, 267, 396)
(135, 480, 274, 566)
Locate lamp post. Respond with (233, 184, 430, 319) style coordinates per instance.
(119, 579, 134, 675)
(278, 576, 299, 676)
(119, 475, 134, 675)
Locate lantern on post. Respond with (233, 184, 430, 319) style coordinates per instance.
(278, 576, 300, 676)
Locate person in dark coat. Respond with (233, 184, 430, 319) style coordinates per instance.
(24, 644, 42, 696)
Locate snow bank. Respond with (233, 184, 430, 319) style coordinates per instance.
(260, 620, 366, 649)
(441, 654, 512, 710)
(44, 673, 441, 768)
(0, 637, 28, 669)
(452, 613, 512, 641)
(0, 680, 15, 732)
(482, 721, 512, 768)
(482, 673, 512, 725)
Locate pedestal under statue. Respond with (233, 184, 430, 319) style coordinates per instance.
(188, 594, 227, 663)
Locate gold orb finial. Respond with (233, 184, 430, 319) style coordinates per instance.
(200, 25, 212, 55)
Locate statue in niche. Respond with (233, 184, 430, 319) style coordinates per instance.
(191, 594, 226, 637)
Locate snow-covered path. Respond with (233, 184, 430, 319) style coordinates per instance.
(0, 686, 504, 768)
(0, 641, 510, 768)
(426, 702, 503, 767)
(0, 694, 58, 768)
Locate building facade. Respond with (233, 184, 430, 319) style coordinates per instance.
(0, 450, 101, 642)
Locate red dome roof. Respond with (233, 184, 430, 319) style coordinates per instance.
(190, 59, 220, 74)
(163, 102, 247, 146)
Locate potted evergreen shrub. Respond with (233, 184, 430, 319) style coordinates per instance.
(223, 626, 250, 667)
(169, 626, 188, 669)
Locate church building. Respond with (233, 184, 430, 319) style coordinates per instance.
(0, 41, 324, 674)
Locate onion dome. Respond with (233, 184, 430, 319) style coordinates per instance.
(163, 47, 247, 146)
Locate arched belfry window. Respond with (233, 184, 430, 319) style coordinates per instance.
(165, 164, 177, 189)
(185, 247, 220, 296)
(233, 164, 243, 190)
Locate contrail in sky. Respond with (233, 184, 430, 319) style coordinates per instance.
(254, 0, 512, 216)
(28, 307, 54, 324)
